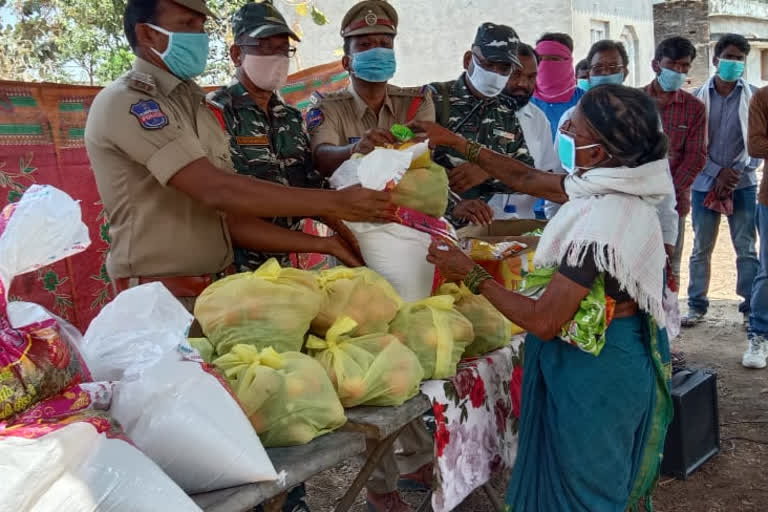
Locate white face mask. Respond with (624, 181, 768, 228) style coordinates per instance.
(466, 55, 510, 98)
(241, 54, 290, 92)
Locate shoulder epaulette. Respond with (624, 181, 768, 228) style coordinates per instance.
(126, 71, 158, 95)
(315, 89, 353, 104)
(388, 84, 429, 98)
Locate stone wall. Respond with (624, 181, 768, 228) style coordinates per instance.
(653, 0, 711, 88)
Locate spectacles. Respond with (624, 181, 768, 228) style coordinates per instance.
(240, 42, 297, 58)
(590, 64, 625, 75)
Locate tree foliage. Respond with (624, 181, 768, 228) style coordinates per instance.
(0, 0, 329, 85)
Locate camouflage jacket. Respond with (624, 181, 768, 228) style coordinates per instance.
(207, 80, 320, 270)
(429, 74, 534, 203)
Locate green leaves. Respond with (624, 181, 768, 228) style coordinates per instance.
(2, 0, 330, 85)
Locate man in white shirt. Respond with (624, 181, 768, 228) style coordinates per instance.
(490, 43, 562, 219)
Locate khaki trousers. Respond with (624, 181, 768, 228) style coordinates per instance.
(366, 419, 434, 494)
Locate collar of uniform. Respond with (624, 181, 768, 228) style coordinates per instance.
(348, 83, 395, 118)
(133, 58, 203, 96)
(230, 80, 283, 113)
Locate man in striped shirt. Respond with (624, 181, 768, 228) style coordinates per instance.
(643, 36, 707, 289)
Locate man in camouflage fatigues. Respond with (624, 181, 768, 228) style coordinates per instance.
(208, 1, 320, 270)
(429, 23, 536, 227)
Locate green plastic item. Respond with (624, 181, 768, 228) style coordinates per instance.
(391, 124, 414, 142)
(520, 267, 611, 356)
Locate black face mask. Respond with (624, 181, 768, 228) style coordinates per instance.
(503, 91, 533, 110)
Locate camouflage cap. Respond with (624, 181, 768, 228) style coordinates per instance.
(473, 23, 521, 67)
(171, 0, 217, 18)
(231, 1, 300, 43)
(341, 0, 398, 38)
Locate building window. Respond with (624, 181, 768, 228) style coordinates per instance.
(761, 49, 768, 81)
(590, 21, 609, 43)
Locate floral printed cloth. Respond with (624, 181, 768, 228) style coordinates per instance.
(421, 336, 525, 512)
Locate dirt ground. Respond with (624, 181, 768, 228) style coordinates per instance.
(306, 215, 768, 512)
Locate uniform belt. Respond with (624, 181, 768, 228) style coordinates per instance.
(113, 266, 236, 298)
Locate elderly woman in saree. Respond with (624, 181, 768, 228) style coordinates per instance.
(411, 84, 674, 512)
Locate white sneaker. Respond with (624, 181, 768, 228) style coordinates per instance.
(742, 335, 768, 369)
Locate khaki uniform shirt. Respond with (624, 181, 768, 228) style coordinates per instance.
(307, 83, 435, 149)
(85, 58, 234, 279)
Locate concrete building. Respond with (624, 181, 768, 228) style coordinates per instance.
(281, 0, 656, 88)
(654, 0, 768, 89)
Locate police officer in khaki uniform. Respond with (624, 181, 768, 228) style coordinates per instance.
(309, 0, 435, 178)
(85, 0, 390, 312)
(308, 5, 434, 510)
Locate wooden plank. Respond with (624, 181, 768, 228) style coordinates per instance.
(191, 431, 366, 512)
(344, 394, 432, 440)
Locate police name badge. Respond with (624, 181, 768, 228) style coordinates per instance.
(236, 135, 269, 146)
(130, 100, 169, 130)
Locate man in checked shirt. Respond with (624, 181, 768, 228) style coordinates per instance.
(644, 36, 707, 290)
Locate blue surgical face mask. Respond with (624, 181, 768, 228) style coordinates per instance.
(148, 24, 209, 80)
(657, 67, 687, 92)
(577, 78, 591, 92)
(351, 47, 396, 83)
(589, 72, 624, 87)
(717, 59, 745, 82)
(557, 132, 604, 174)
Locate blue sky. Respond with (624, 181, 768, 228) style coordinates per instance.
(1, 6, 16, 26)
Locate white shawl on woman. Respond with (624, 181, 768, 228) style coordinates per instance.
(533, 160, 674, 325)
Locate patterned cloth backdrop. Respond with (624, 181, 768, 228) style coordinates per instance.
(0, 62, 349, 331)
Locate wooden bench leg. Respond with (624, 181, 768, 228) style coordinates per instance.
(482, 482, 504, 512)
(334, 426, 405, 512)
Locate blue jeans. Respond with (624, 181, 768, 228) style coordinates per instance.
(688, 186, 759, 315)
(750, 204, 768, 336)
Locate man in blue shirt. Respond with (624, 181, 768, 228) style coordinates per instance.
(683, 34, 762, 328)
(531, 33, 585, 141)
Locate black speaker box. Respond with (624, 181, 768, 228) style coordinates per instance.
(661, 368, 720, 480)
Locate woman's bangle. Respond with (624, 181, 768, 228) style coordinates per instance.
(464, 140, 482, 164)
(464, 265, 493, 294)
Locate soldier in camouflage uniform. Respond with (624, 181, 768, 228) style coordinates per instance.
(429, 23, 537, 227)
(208, 1, 344, 272)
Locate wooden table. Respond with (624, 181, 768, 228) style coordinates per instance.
(335, 394, 434, 512)
(191, 431, 366, 512)
(190, 394, 433, 512)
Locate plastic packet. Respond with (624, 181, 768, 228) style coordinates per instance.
(307, 316, 423, 407)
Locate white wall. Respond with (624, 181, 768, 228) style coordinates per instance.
(707, 0, 768, 87)
(287, 0, 573, 88)
(571, 0, 656, 86)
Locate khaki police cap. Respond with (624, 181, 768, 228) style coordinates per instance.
(170, 0, 216, 18)
(341, 0, 398, 38)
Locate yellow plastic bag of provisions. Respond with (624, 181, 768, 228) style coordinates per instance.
(195, 259, 322, 355)
(393, 162, 449, 218)
(389, 296, 474, 379)
(311, 267, 402, 337)
(307, 317, 423, 408)
(213, 346, 346, 447)
(438, 283, 513, 357)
